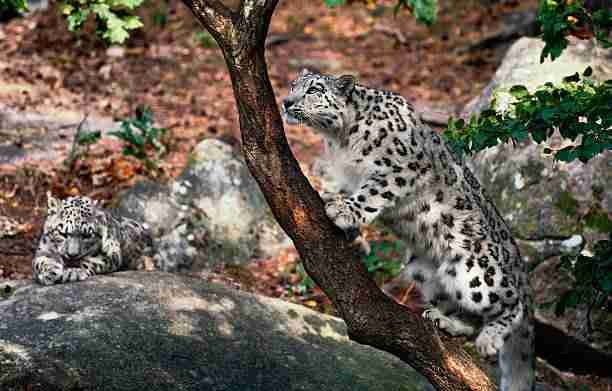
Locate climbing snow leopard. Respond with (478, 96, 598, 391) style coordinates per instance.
(32, 193, 153, 285)
(282, 70, 535, 391)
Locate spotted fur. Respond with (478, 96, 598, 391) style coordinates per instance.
(32, 193, 153, 285)
(282, 70, 535, 391)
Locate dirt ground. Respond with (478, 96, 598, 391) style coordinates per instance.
(0, 0, 522, 282)
(0, 0, 527, 277)
(1, 0, 610, 389)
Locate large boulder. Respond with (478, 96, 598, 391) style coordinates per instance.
(0, 272, 429, 391)
(114, 139, 291, 272)
(465, 37, 612, 345)
(463, 37, 612, 115)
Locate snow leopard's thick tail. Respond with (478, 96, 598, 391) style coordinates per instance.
(499, 304, 535, 391)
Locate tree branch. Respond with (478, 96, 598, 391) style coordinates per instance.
(181, 0, 234, 45)
(181, 2, 496, 390)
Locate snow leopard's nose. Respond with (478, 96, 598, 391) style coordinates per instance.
(66, 238, 80, 258)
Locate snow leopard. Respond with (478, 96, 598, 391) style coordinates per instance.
(281, 69, 535, 391)
(32, 193, 153, 285)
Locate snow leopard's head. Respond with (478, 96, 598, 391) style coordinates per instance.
(282, 69, 356, 136)
(41, 193, 102, 262)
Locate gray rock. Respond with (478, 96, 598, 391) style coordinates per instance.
(115, 139, 291, 271)
(0, 272, 429, 391)
(463, 37, 612, 115)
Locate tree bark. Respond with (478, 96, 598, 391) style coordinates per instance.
(180, 1, 496, 390)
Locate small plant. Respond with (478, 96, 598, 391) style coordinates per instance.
(109, 106, 167, 171)
(63, 114, 102, 170)
(291, 263, 317, 296)
(288, 240, 403, 295)
(195, 31, 217, 48)
(555, 233, 612, 333)
(363, 240, 403, 284)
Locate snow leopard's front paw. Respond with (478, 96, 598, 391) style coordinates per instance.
(423, 306, 476, 337)
(325, 197, 359, 231)
(475, 327, 505, 358)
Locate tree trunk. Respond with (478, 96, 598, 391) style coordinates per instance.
(179, 1, 496, 390)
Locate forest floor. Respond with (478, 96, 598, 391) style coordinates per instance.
(0, 0, 610, 389)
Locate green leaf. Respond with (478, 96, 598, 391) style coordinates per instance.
(66, 9, 90, 31)
(323, 0, 345, 7)
(77, 130, 101, 145)
(555, 289, 579, 316)
(563, 72, 581, 83)
(454, 118, 465, 130)
(509, 85, 529, 99)
(555, 146, 577, 162)
(402, 0, 438, 25)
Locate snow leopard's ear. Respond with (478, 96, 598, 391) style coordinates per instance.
(47, 191, 61, 216)
(300, 68, 311, 77)
(334, 75, 355, 96)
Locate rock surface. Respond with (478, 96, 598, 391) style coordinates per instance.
(465, 37, 612, 346)
(114, 139, 291, 271)
(0, 272, 429, 391)
(463, 37, 612, 114)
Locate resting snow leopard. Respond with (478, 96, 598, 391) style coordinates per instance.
(282, 70, 535, 391)
(32, 193, 153, 285)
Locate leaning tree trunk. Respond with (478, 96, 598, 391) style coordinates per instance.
(179, 1, 496, 390)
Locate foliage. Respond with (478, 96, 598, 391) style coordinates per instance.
(291, 239, 402, 295)
(59, 0, 144, 44)
(537, 0, 612, 62)
(195, 31, 217, 48)
(362, 240, 403, 284)
(323, 0, 437, 25)
(555, 234, 612, 324)
(0, 0, 27, 14)
(77, 129, 102, 146)
(109, 106, 167, 171)
(151, 1, 168, 28)
(444, 67, 612, 163)
(291, 263, 317, 296)
(394, 0, 437, 25)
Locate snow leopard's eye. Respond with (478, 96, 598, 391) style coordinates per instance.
(52, 231, 67, 243)
(307, 87, 322, 95)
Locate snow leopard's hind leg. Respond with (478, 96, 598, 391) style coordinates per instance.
(393, 252, 477, 336)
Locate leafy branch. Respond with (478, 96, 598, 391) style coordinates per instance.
(556, 234, 612, 333)
(60, 0, 144, 44)
(538, 0, 612, 62)
(0, 0, 27, 14)
(444, 67, 612, 163)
